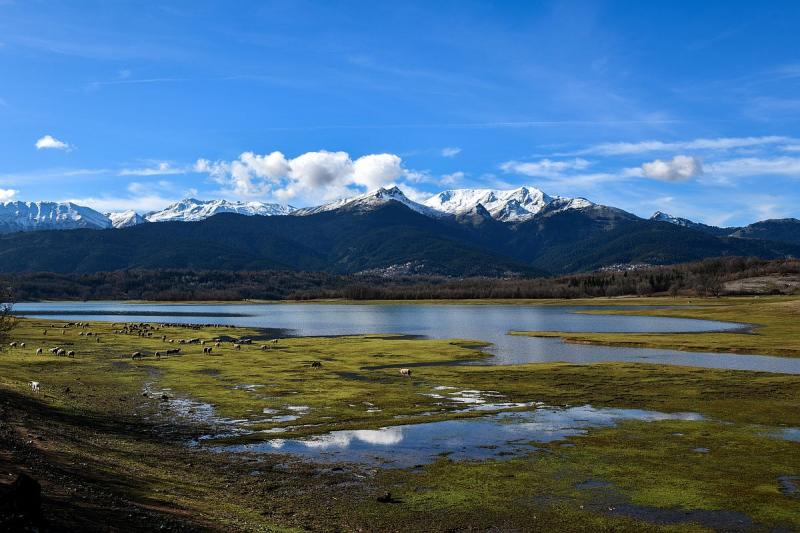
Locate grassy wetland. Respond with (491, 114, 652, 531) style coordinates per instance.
(1, 296, 800, 531)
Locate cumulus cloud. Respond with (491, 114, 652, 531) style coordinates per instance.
(35, 134, 72, 151)
(641, 155, 703, 182)
(195, 150, 413, 202)
(441, 147, 461, 157)
(0, 188, 17, 202)
(499, 158, 591, 178)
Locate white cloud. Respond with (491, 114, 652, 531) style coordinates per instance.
(707, 156, 800, 178)
(441, 171, 465, 185)
(576, 136, 793, 156)
(441, 147, 461, 157)
(195, 150, 414, 203)
(499, 158, 591, 178)
(119, 161, 185, 176)
(65, 194, 177, 213)
(351, 153, 403, 189)
(0, 188, 17, 201)
(641, 155, 703, 182)
(35, 134, 72, 151)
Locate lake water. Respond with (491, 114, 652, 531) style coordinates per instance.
(14, 301, 800, 374)
(221, 405, 705, 467)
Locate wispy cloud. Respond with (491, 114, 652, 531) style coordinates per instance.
(707, 156, 800, 178)
(118, 161, 186, 176)
(88, 77, 190, 90)
(571, 136, 794, 156)
(441, 147, 461, 158)
(499, 158, 591, 178)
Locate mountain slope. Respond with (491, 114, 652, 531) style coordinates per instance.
(295, 186, 444, 218)
(730, 218, 800, 245)
(145, 198, 294, 222)
(0, 201, 111, 233)
(650, 211, 735, 237)
(424, 186, 554, 222)
(0, 203, 528, 275)
(108, 211, 147, 228)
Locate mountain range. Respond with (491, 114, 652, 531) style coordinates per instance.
(0, 186, 797, 276)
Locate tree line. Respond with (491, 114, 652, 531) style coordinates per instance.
(1, 257, 798, 302)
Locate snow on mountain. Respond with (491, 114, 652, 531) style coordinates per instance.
(107, 210, 147, 228)
(295, 186, 445, 218)
(424, 186, 594, 222)
(650, 211, 696, 227)
(0, 201, 111, 233)
(543, 197, 595, 213)
(144, 198, 295, 223)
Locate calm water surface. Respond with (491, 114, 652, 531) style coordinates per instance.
(14, 301, 800, 374)
(221, 405, 705, 467)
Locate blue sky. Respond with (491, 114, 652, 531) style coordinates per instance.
(0, 0, 799, 225)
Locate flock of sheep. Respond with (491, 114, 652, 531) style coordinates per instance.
(12, 320, 413, 395)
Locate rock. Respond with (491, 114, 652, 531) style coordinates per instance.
(376, 491, 393, 503)
(0, 473, 42, 518)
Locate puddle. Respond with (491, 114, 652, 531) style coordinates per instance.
(233, 384, 264, 391)
(217, 404, 704, 468)
(779, 475, 800, 496)
(780, 428, 800, 441)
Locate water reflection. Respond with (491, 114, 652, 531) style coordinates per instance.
(221, 405, 704, 467)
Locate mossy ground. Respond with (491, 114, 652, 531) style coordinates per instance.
(1, 297, 799, 531)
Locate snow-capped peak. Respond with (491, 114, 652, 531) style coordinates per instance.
(425, 186, 564, 222)
(650, 211, 695, 227)
(295, 186, 444, 217)
(144, 198, 295, 223)
(107, 210, 147, 228)
(0, 201, 111, 233)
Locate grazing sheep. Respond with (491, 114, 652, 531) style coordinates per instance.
(272, 339, 279, 344)
(311, 361, 322, 368)
(203, 346, 212, 354)
(96, 336, 100, 343)
(233, 344, 241, 351)
(56, 349, 66, 356)
(9, 342, 17, 348)
(131, 352, 143, 360)
(35, 348, 42, 355)
(29, 381, 40, 393)
(155, 351, 162, 360)
(214, 342, 221, 348)
(260, 344, 269, 351)
(19, 342, 25, 348)
(399, 368, 412, 377)
(50, 347, 60, 354)
(43, 330, 47, 336)
(67, 350, 75, 358)
(162, 335, 167, 341)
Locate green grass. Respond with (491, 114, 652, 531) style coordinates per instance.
(512, 295, 800, 357)
(1, 296, 800, 531)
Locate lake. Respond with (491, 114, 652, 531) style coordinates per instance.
(14, 301, 800, 374)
